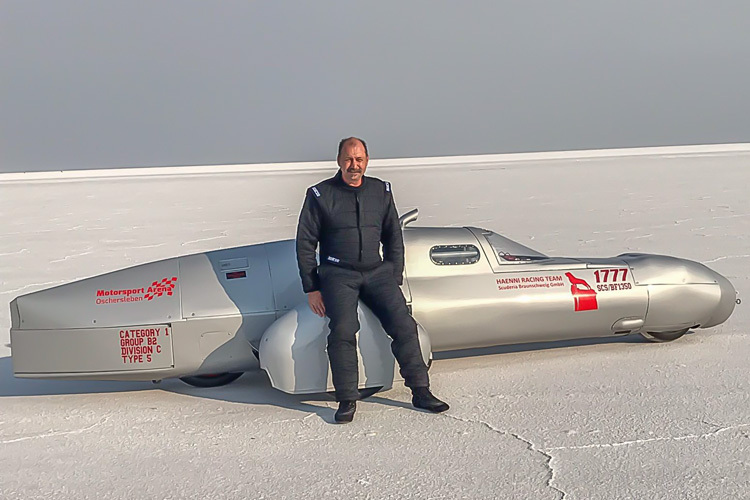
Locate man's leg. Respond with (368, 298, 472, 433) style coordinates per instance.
(319, 265, 362, 402)
(360, 264, 429, 389)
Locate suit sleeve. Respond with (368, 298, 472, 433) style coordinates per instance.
(381, 184, 405, 285)
(295, 189, 322, 293)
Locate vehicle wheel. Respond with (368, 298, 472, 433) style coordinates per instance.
(640, 328, 689, 343)
(358, 386, 383, 399)
(179, 372, 243, 388)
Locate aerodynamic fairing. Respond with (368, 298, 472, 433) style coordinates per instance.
(9, 209, 737, 393)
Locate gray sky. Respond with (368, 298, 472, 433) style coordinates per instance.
(2, 1, 749, 172)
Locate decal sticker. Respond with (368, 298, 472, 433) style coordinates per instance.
(119, 326, 170, 364)
(226, 271, 247, 280)
(496, 274, 565, 291)
(495, 267, 634, 312)
(593, 268, 633, 292)
(312, 186, 321, 197)
(565, 272, 598, 311)
(385, 182, 391, 192)
(219, 257, 248, 270)
(143, 277, 177, 300)
(95, 277, 177, 305)
(327, 256, 341, 263)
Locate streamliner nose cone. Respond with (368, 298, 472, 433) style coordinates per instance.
(704, 271, 737, 328)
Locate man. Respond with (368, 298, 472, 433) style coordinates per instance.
(296, 137, 449, 423)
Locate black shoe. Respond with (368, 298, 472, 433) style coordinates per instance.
(334, 401, 357, 423)
(412, 387, 449, 413)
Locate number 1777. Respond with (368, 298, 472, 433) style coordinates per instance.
(594, 269, 628, 283)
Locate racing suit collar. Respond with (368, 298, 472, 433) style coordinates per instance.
(334, 169, 367, 191)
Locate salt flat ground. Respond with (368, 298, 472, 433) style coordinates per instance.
(1, 148, 748, 499)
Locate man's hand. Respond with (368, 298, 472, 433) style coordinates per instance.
(308, 291, 326, 317)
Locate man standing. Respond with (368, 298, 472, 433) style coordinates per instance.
(296, 137, 449, 423)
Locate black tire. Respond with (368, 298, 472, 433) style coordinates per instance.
(179, 372, 243, 388)
(358, 386, 383, 399)
(642, 328, 689, 343)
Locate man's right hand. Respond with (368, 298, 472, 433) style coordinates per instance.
(308, 291, 326, 317)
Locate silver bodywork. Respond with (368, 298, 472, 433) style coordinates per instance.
(9, 210, 737, 393)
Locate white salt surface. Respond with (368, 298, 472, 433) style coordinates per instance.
(1, 146, 748, 499)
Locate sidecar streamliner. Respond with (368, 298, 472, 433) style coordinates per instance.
(10, 209, 737, 393)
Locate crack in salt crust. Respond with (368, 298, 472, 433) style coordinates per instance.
(544, 422, 750, 451)
(444, 414, 567, 500)
(0, 417, 110, 445)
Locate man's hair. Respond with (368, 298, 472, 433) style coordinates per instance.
(337, 137, 368, 158)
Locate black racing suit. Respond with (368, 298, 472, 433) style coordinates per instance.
(295, 170, 429, 401)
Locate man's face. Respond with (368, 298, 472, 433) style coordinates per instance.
(337, 140, 368, 187)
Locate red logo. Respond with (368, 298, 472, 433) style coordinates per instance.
(565, 272, 598, 311)
(95, 276, 178, 305)
(144, 277, 177, 301)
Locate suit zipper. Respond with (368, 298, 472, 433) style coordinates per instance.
(355, 192, 363, 261)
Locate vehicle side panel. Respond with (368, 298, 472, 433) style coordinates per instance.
(180, 247, 274, 319)
(14, 259, 181, 330)
(12, 324, 175, 375)
(643, 284, 720, 331)
(405, 227, 649, 350)
(266, 240, 308, 320)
